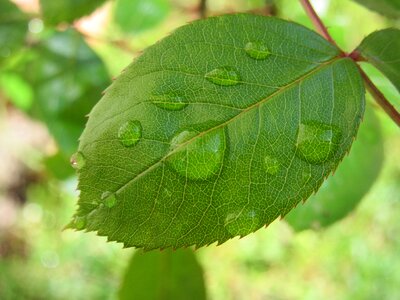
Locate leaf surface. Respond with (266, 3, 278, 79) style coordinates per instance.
(119, 249, 206, 300)
(352, 0, 400, 19)
(69, 14, 365, 249)
(40, 0, 107, 25)
(285, 106, 383, 231)
(0, 0, 28, 64)
(20, 29, 109, 155)
(357, 28, 400, 93)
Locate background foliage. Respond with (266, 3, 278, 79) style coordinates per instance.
(0, 0, 399, 299)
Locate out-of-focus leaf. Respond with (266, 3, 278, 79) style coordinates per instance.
(0, 72, 33, 110)
(285, 106, 383, 231)
(44, 152, 75, 179)
(352, 0, 400, 19)
(40, 0, 107, 25)
(68, 15, 365, 249)
(21, 29, 109, 155)
(119, 249, 206, 300)
(0, 0, 28, 63)
(114, 0, 170, 33)
(357, 28, 400, 93)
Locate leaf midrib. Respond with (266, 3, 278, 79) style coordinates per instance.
(92, 56, 345, 196)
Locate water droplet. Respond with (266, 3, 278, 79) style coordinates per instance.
(224, 208, 260, 236)
(264, 155, 280, 175)
(295, 122, 341, 164)
(166, 128, 226, 180)
(101, 191, 116, 208)
(301, 169, 312, 183)
(70, 151, 86, 170)
(151, 93, 188, 111)
(73, 216, 86, 230)
(245, 41, 271, 60)
(118, 120, 142, 147)
(205, 66, 240, 86)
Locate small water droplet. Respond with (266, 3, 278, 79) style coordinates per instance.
(73, 216, 86, 230)
(264, 155, 280, 175)
(101, 191, 116, 208)
(166, 128, 226, 180)
(151, 93, 188, 111)
(245, 41, 271, 60)
(205, 66, 240, 86)
(118, 120, 142, 147)
(224, 208, 260, 236)
(301, 169, 312, 183)
(70, 151, 86, 170)
(295, 122, 341, 164)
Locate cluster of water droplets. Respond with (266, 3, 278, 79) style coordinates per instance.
(69, 39, 342, 231)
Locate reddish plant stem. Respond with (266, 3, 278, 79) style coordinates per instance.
(348, 49, 366, 62)
(358, 67, 400, 127)
(199, 0, 207, 18)
(299, 0, 341, 51)
(299, 0, 400, 127)
(77, 29, 138, 55)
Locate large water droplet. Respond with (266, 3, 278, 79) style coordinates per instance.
(151, 93, 188, 111)
(264, 155, 280, 175)
(118, 120, 142, 147)
(166, 128, 226, 180)
(224, 208, 261, 236)
(101, 191, 116, 208)
(70, 151, 86, 170)
(73, 216, 86, 230)
(205, 66, 240, 86)
(245, 41, 271, 60)
(295, 122, 341, 164)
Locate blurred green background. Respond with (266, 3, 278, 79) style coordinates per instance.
(0, 0, 399, 299)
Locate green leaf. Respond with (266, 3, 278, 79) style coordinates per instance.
(357, 28, 400, 93)
(0, 0, 28, 63)
(40, 0, 107, 25)
(285, 106, 383, 231)
(0, 72, 33, 110)
(21, 29, 109, 155)
(352, 0, 400, 19)
(114, 0, 170, 33)
(69, 14, 365, 249)
(119, 249, 206, 300)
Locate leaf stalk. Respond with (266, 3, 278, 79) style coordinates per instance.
(358, 67, 400, 127)
(199, 0, 207, 18)
(298, 0, 341, 51)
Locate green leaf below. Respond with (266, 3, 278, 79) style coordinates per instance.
(119, 249, 206, 300)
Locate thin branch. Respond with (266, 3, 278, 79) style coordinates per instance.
(299, 0, 342, 51)
(76, 29, 139, 56)
(265, 0, 277, 16)
(199, 0, 207, 19)
(358, 66, 400, 127)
